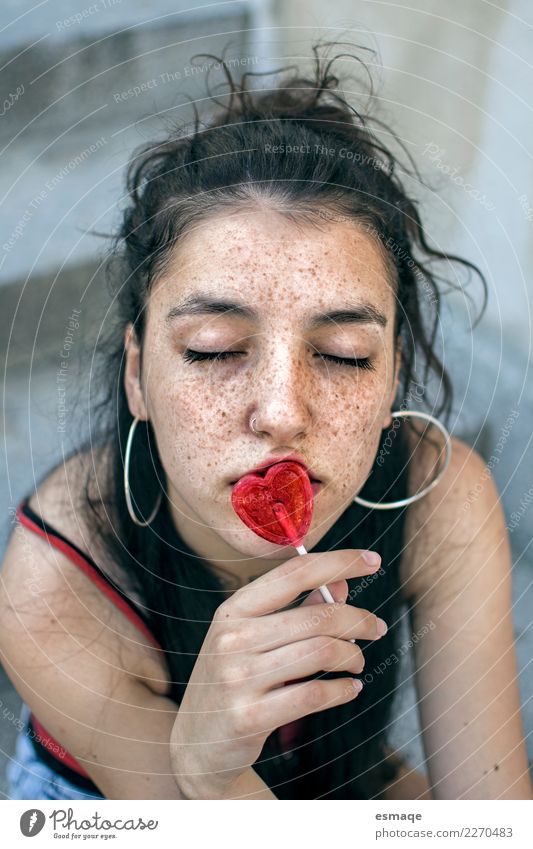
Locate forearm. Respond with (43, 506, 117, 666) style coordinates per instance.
(175, 764, 277, 800)
(221, 767, 277, 800)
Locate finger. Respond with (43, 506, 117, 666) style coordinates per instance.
(225, 602, 386, 652)
(229, 549, 381, 616)
(250, 635, 364, 690)
(300, 579, 348, 607)
(259, 674, 363, 729)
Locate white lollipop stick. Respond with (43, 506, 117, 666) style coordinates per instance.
(273, 503, 357, 644)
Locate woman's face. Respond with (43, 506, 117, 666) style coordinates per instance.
(124, 209, 401, 573)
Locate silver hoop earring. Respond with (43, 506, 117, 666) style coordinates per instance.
(124, 415, 163, 526)
(353, 410, 452, 510)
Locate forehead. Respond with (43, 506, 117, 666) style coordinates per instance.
(151, 210, 396, 317)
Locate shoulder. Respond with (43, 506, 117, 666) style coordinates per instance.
(399, 422, 501, 600)
(0, 499, 181, 797)
(25, 445, 108, 555)
(1, 447, 169, 695)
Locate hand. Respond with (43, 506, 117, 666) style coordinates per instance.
(170, 548, 387, 799)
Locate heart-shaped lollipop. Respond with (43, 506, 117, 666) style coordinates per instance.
(231, 458, 356, 639)
(230, 460, 313, 547)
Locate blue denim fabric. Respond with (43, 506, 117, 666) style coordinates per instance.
(6, 704, 104, 801)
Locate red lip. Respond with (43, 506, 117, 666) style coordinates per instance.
(228, 454, 322, 484)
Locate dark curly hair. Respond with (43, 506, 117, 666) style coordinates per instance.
(50, 41, 487, 798)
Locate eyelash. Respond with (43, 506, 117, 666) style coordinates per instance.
(182, 349, 375, 371)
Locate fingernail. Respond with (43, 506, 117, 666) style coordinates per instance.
(376, 617, 388, 636)
(362, 550, 381, 567)
(352, 678, 363, 693)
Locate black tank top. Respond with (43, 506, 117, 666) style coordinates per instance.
(15, 419, 411, 799)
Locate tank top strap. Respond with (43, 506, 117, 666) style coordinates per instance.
(15, 495, 160, 650)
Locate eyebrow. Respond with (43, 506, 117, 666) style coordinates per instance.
(165, 295, 388, 329)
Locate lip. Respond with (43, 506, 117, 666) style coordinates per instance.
(228, 454, 322, 485)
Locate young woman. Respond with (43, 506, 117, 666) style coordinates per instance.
(1, 45, 531, 801)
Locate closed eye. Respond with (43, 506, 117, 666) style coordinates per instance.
(182, 349, 375, 371)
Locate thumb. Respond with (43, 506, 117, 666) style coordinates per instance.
(299, 578, 349, 607)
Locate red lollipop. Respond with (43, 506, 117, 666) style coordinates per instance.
(230, 460, 313, 547)
(230, 459, 357, 637)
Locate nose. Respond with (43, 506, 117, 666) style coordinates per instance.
(248, 341, 313, 442)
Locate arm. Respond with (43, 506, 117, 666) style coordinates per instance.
(400, 436, 533, 800)
(0, 523, 275, 799)
(210, 768, 276, 800)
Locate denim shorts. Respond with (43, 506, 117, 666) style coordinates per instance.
(6, 704, 104, 801)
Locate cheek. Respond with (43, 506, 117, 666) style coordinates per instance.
(145, 378, 235, 498)
(320, 373, 389, 438)
(323, 379, 389, 493)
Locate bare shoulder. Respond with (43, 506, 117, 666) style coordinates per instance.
(399, 421, 497, 601)
(1, 445, 170, 696)
(25, 445, 109, 557)
(24, 445, 138, 606)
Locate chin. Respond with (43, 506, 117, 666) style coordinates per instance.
(224, 527, 299, 559)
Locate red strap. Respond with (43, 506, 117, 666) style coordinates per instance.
(15, 499, 163, 779)
(15, 502, 161, 649)
(30, 715, 91, 776)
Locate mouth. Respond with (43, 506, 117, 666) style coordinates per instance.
(228, 479, 322, 495)
(228, 461, 323, 494)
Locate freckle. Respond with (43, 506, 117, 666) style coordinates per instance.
(494, 764, 499, 770)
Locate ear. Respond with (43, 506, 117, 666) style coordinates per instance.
(382, 338, 402, 430)
(124, 323, 148, 421)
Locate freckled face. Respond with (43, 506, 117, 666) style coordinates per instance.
(125, 210, 400, 561)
